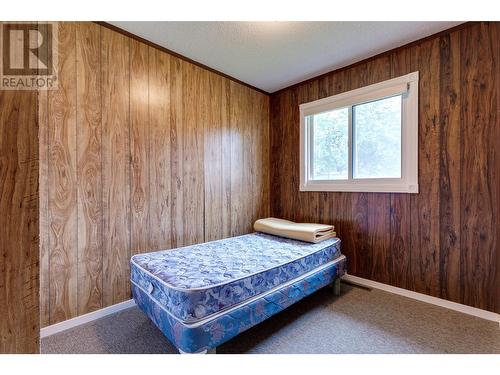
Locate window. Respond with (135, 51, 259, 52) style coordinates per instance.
(300, 72, 419, 193)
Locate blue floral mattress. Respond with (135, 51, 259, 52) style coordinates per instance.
(132, 257, 346, 353)
(130, 233, 342, 324)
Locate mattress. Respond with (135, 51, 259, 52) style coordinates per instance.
(131, 232, 342, 323)
(132, 256, 346, 353)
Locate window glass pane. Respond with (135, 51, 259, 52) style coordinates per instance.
(311, 107, 349, 180)
(353, 95, 402, 179)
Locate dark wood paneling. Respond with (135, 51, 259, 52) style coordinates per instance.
(270, 22, 500, 313)
(0, 89, 39, 353)
(409, 37, 441, 297)
(438, 30, 461, 304)
(460, 22, 498, 311)
(258, 90, 270, 221)
(347, 57, 392, 282)
(389, 48, 412, 290)
(495, 22, 500, 315)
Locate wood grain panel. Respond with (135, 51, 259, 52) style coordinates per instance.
(389, 48, 412, 290)
(229, 81, 247, 236)
(229, 82, 255, 236)
(438, 30, 461, 304)
(130, 39, 150, 255)
(204, 73, 227, 241)
(270, 22, 500, 313)
(258, 91, 270, 220)
(148, 47, 171, 250)
(221, 79, 233, 238)
(183, 64, 206, 245)
(269, 92, 284, 217)
(48, 22, 78, 323)
(76, 22, 103, 315)
(0, 88, 39, 353)
(169, 56, 185, 248)
(460, 22, 498, 310)
(38, 22, 50, 328)
(101, 27, 131, 306)
(409, 38, 441, 297)
(495, 23, 500, 315)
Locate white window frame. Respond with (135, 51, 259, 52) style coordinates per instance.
(300, 71, 419, 193)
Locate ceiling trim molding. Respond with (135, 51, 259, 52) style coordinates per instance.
(95, 21, 270, 95)
(270, 21, 472, 95)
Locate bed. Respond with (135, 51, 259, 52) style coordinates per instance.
(130, 232, 346, 353)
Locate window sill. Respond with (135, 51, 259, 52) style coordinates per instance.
(299, 182, 419, 193)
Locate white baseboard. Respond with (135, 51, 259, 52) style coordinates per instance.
(40, 274, 500, 338)
(342, 274, 500, 326)
(40, 299, 136, 338)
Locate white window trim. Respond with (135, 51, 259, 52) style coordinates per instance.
(299, 71, 419, 194)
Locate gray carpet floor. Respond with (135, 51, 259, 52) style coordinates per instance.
(41, 283, 500, 354)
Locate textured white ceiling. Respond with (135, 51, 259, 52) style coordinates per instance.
(110, 21, 462, 93)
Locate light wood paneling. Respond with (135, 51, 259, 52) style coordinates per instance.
(76, 22, 103, 315)
(148, 47, 172, 250)
(183, 63, 206, 246)
(221, 79, 233, 238)
(40, 22, 270, 325)
(204, 73, 228, 241)
(0, 89, 39, 353)
(169, 56, 186, 248)
(38, 22, 50, 328)
(230, 82, 253, 236)
(130, 39, 150, 255)
(269, 21, 500, 313)
(48, 22, 78, 323)
(101, 27, 131, 306)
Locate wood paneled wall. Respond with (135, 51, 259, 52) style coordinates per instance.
(40, 22, 269, 326)
(0, 89, 39, 353)
(270, 22, 500, 313)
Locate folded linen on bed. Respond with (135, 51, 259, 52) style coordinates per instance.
(254, 217, 336, 243)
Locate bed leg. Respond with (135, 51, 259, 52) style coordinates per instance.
(178, 348, 216, 354)
(333, 278, 341, 296)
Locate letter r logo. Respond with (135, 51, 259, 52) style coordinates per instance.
(2, 23, 53, 75)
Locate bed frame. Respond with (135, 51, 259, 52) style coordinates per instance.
(132, 255, 346, 354)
